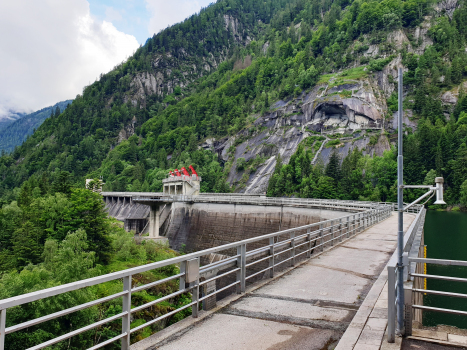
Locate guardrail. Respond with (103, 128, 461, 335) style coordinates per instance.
(0, 202, 393, 350)
(133, 195, 422, 212)
(387, 207, 426, 342)
(387, 206, 467, 341)
(408, 258, 467, 317)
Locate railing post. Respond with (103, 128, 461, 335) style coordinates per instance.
(339, 218, 343, 242)
(346, 217, 350, 238)
(0, 309, 5, 350)
(388, 266, 396, 343)
(179, 261, 186, 290)
(291, 232, 295, 266)
(319, 223, 324, 251)
(404, 284, 413, 336)
(192, 278, 199, 318)
(237, 244, 246, 293)
(121, 275, 132, 350)
(352, 215, 356, 236)
(331, 220, 334, 246)
(269, 237, 275, 277)
(306, 228, 311, 258)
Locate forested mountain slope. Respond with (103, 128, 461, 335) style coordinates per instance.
(1, 0, 467, 206)
(0, 100, 72, 153)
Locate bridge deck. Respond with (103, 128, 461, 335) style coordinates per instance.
(132, 212, 415, 350)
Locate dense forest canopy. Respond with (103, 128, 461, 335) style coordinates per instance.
(3, 0, 467, 347)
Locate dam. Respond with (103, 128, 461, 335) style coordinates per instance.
(101, 191, 380, 252)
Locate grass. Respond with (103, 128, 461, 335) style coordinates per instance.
(317, 73, 336, 85)
(340, 66, 368, 80)
(318, 66, 368, 88)
(326, 139, 342, 148)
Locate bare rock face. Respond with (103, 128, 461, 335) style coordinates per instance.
(442, 91, 458, 105)
(387, 30, 411, 50)
(412, 17, 433, 55)
(436, 0, 458, 19)
(125, 15, 250, 108)
(117, 117, 137, 144)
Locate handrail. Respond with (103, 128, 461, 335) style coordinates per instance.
(387, 207, 426, 342)
(0, 200, 394, 349)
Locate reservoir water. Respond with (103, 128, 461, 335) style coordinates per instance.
(423, 210, 467, 328)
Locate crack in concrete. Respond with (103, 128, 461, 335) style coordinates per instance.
(306, 262, 377, 280)
(223, 308, 351, 331)
(247, 293, 361, 310)
(340, 244, 392, 254)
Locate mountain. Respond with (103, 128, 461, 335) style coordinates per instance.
(0, 0, 467, 207)
(0, 110, 29, 132)
(0, 100, 72, 153)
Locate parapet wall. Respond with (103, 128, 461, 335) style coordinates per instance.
(166, 202, 351, 252)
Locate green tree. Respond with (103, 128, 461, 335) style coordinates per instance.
(460, 179, 467, 207)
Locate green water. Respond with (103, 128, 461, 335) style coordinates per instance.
(423, 210, 467, 328)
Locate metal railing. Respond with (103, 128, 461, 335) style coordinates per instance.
(407, 257, 467, 316)
(0, 202, 392, 350)
(134, 195, 421, 212)
(387, 206, 425, 342)
(388, 205, 467, 341)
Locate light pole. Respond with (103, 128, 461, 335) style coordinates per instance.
(396, 68, 446, 335)
(396, 67, 405, 334)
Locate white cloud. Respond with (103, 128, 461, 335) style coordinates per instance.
(0, 0, 140, 119)
(145, 0, 213, 36)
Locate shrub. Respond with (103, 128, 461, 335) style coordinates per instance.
(236, 157, 246, 171)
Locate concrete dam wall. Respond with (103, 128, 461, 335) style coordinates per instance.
(165, 203, 349, 252)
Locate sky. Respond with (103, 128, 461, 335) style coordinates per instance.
(0, 0, 212, 119)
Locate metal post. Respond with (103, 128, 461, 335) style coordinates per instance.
(397, 67, 405, 334)
(192, 279, 199, 318)
(331, 220, 334, 246)
(319, 223, 324, 251)
(0, 309, 5, 350)
(269, 237, 275, 277)
(237, 244, 246, 293)
(388, 266, 396, 342)
(352, 215, 356, 235)
(306, 228, 311, 258)
(339, 219, 343, 242)
(346, 217, 350, 238)
(357, 213, 361, 233)
(179, 261, 186, 290)
(122, 275, 132, 350)
(291, 232, 295, 266)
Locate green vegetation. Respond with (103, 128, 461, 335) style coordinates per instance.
(0, 177, 185, 349)
(326, 139, 342, 147)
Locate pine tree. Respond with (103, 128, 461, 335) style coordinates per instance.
(325, 151, 341, 180)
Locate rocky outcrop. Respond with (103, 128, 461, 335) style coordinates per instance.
(126, 15, 250, 108)
(436, 0, 458, 19)
(441, 91, 458, 105)
(412, 17, 433, 55)
(117, 117, 137, 144)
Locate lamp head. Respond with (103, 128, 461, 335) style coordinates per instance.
(434, 177, 446, 205)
